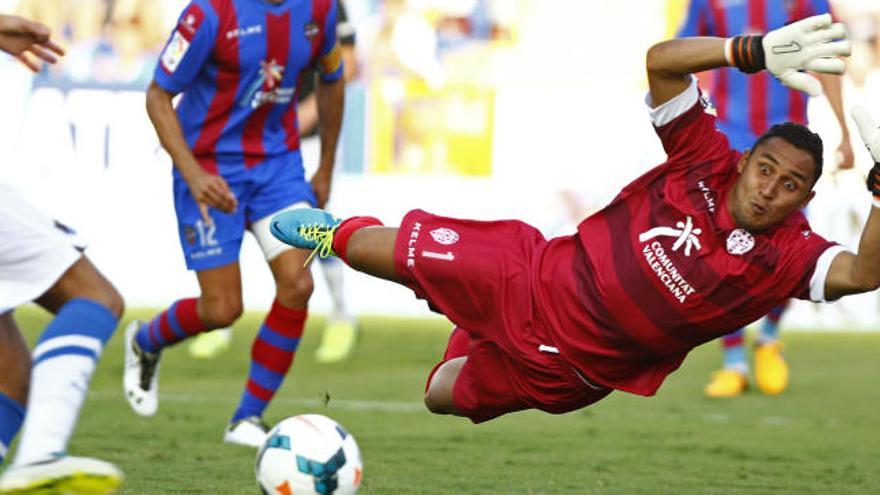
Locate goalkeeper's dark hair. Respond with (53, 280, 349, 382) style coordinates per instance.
(752, 122, 824, 185)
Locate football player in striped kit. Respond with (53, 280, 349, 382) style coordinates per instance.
(123, 0, 345, 448)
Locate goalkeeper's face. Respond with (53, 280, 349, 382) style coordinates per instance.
(728, 137, 817, 233)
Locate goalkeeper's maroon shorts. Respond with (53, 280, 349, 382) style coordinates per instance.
(393, 209, 611, 423)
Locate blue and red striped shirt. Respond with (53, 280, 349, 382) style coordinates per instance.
(154, 0, 343, 174)
(677, 0, 831, 150)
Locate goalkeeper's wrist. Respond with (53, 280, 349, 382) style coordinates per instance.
(870, 163, 880, 208)
(725, 35, 766, 74)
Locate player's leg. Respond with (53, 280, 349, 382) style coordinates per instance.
(224, 215, 315, 447)
(225, 249, 311, 446)
(2, 256, 123, 494)
(704, 328, 748, 398)
(424, 358, 466, 415)
(0, 187, 122, 493)
(124, 173, 247, 416)
(754, 301, 789, 395)
(343, 224, 401, 282)
(124, 262, 242, 416)
(313, 256, 359, 363)
(270, 208, 399, 282)
(423, 327, 470, 415)
(0, 312, 28, 466)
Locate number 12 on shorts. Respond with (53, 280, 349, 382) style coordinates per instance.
(195, 219, 218, 248)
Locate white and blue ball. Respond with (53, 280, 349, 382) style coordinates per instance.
(256, 414, 362, 495)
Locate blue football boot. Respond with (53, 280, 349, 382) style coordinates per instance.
(270, 208, 342, 264)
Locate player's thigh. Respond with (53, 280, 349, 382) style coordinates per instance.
(195, 261, 244, 327)
(0, 311, 31, 400)
(173, 175, 247, 272)
(36, 256, 123, 317)
(394, 209, 545, 336)
(246, 154, 316, 228)
(441, 341, 534, 423)
(0, 186, 83, 313)
(250, 199, 314, 273)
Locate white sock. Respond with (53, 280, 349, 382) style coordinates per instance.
(12, 352, 97, 466)
(321, 259, 351, 321)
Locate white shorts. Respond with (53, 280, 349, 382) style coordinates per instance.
(0, 184, 84, 313)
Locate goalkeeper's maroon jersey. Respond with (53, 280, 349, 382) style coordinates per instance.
(542, 80, 842, 396)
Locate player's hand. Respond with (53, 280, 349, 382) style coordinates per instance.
(852, 106, 880, 203)
(185, 169, 238, 223)
(763, 14, 850, 96)
(0, 14, 64, 72)
(310, 167, 333, 208)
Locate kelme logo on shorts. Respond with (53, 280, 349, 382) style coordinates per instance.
(430, 228, 459, 245)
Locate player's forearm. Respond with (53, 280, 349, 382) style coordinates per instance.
(145, 82, 203, 180)
(296, 93, 319, 136)
(316, 77, 345, 171)
(646, 37, 728, 107)
(848, 207, 880, 292)
(816, 73, 850, 138)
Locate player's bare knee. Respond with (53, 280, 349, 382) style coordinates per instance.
(424, 358, 463, 415)
(423, 390, 449, 415)
(39, 256, 124, 316)
(275, 267, 314, 306)
(200, 295, 243, 328)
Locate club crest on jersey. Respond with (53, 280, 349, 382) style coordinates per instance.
(430, 228, 459, 245)
(726, 229, 754, 255)
(639, 215, 702, 257)
(304, 22, 321, 39)
(240, 59, 293, 109)
(177, 4, 204, 35)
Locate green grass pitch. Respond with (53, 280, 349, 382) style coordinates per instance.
(9, 307, 880, 494)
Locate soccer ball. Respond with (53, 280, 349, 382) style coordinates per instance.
(256, 414, 363, 495)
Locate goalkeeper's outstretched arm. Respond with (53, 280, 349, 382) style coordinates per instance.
(824, 108, 880, 301)
(646, 13, 850, 108)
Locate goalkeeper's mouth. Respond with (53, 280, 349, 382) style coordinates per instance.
(750, 201, 767, 216)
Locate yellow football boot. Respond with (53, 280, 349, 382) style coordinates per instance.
(754, 341, 789, 395)
(187, 328, 232, 359)
(704, 369, 748, 398)
(314, 319, 358, 364)
(0, 456, 123, 495)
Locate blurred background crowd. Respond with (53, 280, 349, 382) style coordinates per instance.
(1, 0, 879, 325)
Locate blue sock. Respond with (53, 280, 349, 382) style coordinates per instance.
(759, 304, 786, 342)
(0, 392, 25, 465)
(33, 298, 116, 364)
(722, 328, 748, 373)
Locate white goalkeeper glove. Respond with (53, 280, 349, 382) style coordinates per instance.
(852, 106, 880, 207)
(727, 13, 851, 97)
